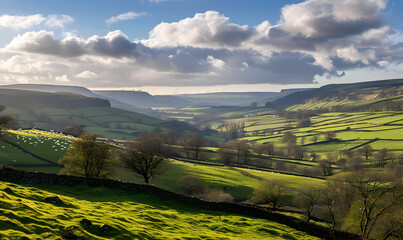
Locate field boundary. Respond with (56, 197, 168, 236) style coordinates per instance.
(0, 167, 357, 240)
(4, 140, 59, 166)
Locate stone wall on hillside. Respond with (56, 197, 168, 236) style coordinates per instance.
(0, 167, 358, 240)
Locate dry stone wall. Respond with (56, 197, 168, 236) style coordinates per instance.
(0, 167, 358, 240)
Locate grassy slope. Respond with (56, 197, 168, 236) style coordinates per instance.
(0, 181, 318, 240)
(116, 161, 323, 201)
(1, 106, 165, 140)
(1, 129, 322, 201)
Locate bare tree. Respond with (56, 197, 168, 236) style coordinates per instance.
(266, 142, 275, 156)
(159, 130, 176, 146)
(359, 145, 374, 162)
(218, 143, 234, 165)
(324, 131, 336, 141)
(179, 134, 206, 160)
(344, 171, 403, 239)
(294, 185, 322, 223)
(318, 159, 333, 176)
(120, 135, 168, 183)
(253, 144, 266, 156)
(373, 148, 388, 167)
(0, 105, 16, 135)
(225, 140, 249, 164)
(323, 175, 355, 231)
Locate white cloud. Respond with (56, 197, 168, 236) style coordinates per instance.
(106, 12, 145, 26)
(45, 14, 74, 28)
(145, 11, 253, 49)
(377, 60, 389, 67)
(397, 63, 403, 73)
(207, 56, 225, 69)
(0, 14, 45, 30)
(0, 0, 402, 88)
(55, 74, 71, 83)
(75, 71, 98, 79)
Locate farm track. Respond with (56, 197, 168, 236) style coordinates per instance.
(227, 166, 263, 181)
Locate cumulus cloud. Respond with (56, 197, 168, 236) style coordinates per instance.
(0, 14, 45, 30)
(0, 0, 402, 88)
(75, 71, 98, 79)
(106, 12, 145, 26)
(55, 74, 71, 83)
(145, 11, 254, 48)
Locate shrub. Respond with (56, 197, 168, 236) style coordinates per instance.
(251, 179, 286, 209)
(203, 189, 234, 202)
(176, 175, 206, 196)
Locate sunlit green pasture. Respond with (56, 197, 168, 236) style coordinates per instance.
(117, 160, 323, 201)
(0, 181, 318, 240)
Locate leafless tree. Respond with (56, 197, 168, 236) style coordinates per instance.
(0, 105, 16, 136)
(218, 143, 234, 165)
(179, 134, 206, 160)
(120, 135, 168, 183)
(318, 159, 333, 176)
(344, 171, 403, 239)
(253, 144, 266, 156)
(373, 148, 388, 167)
(294, 185, 322, 223)
(322, 175, 355, 231)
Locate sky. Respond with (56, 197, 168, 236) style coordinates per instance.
(0, 0, 402, 95)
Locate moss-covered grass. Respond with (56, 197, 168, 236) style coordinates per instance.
(0, 181, 319, 240)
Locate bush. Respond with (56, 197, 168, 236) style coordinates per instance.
(176, 175, 206, 196)
(203, 189, 234, 202)
(251, 179, 286, 209)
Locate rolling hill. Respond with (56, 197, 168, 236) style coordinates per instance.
(269, 79, 403, 109)
(0, 89, 110, 109)
(177, 92, 281, 106)
(95, 90, 192, 108)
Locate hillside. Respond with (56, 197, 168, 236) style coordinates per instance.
(269, 79, 403, 109)
(0, 89, 175, 139)
(0, 180, 320, 240)
(0, 89, 110, 110)
(178, 92, 281, 106)
(95, 90, 192, 108)
(0, 84, 101, 98)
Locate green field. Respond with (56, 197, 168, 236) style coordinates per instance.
(116, 160, 323, 201)
(0, 106, 165, 140)
(0, 181, 319, 239)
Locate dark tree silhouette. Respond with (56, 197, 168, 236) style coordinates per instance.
(120, 134, 168, 183)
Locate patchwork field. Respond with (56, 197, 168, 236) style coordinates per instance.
(0, 181, 319, 240)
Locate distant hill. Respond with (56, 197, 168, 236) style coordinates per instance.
(0, 84, 164, 111)
(0, 84, 101, 98)
(0, 89, 110, 109)
(177, 92, 281, 106)
(258, 88, 313, 105)
(95, 90, 192, 108)
(0, 88, 219, 140)
(270, 79, 403, 109)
